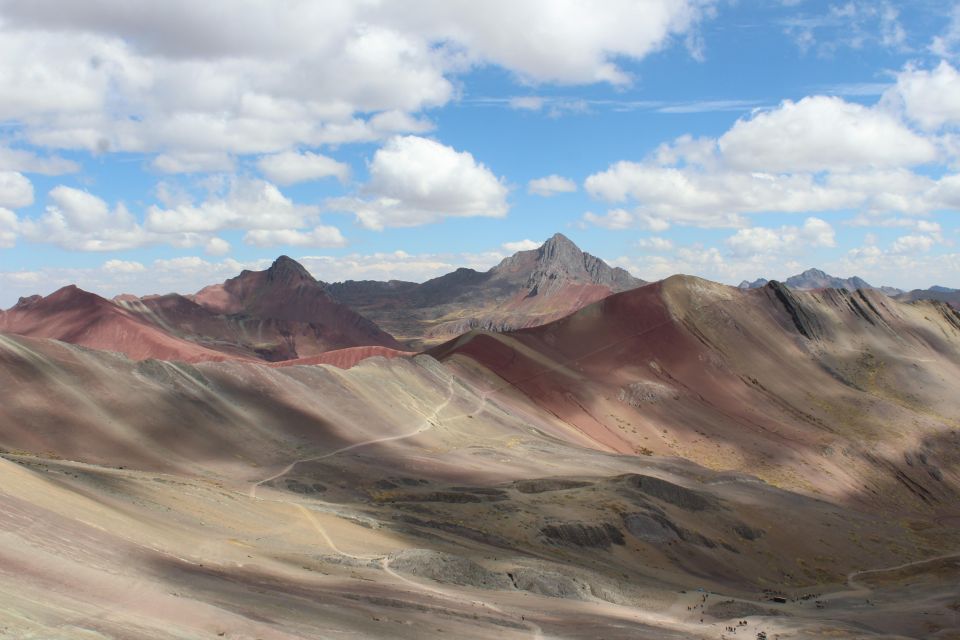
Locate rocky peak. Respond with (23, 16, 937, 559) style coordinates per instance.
(265, 255, 316, 286)
(519, 233, 642, 296)
(11, 294, 42, 309)
(537, 233, 582, 267)
(785, 268, 873, 292)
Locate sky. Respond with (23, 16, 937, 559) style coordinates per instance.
(1, 0, 960, 307)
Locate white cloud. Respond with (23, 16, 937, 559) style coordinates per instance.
(637, 236, 674, 251)
(509, 96, 545, 111)
(502, 239, 540, 252)
(583, 86, 960, 230)
(726, 217, 835, 257)
(257, 150, 350, 185)
(204, 236, 230, 256)
(887, 61, 960, 131)
(527, 174, 576, 197)
(0, 171, 33, 209)
(298, 249, 506, 284)
(8, 177, 350, 253)
(930, 5, 960, 59)
(0, 147, 79, 175)
(243, 226, 346, 248)
(380, 0, 713, 86)
(782, 2, 908, 57)
(890, 233, 936, 255)
(0, 0, 713, 164)
(0, 207, 18, 248)
(834, 236, 960, 290)
(102, 259, 146, 273)
(582, 209, 671, 231)
(327, 135, 508, 230)
(152, 151, 235, 174)
(719, 96, 938, 172)
(146, 178, 321, 233)
(19, 186, 152, 251)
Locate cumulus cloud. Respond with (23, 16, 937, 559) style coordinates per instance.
(887, 61, 960, 131)
(726, 217, 835, 257)
(152, 151, 235, 174)
(257, 150, 350, 185)
(298, 249, 506, 284)
(243, 226, 346, 248)
(582, 85, 960, 230)
(13, 179, 345, 252)
(527, 174, 576, 196)
(102, 259, 146, 273)
(833, 234, 958, 289)
(0, 0, 713, 164)
(718, 96, 937, 172)
(0, 207, 18, 248)
(502, 239, 540, 252)
(327, 135, 508, 230)
(19, 186, 152, 251)
(637, 236, 674, 251)
(890, 233, 937, 255)
(0, 171, 33, 209)
(146, 178, 321, 234)
(0, 147, 79, 175)
(582, 209, 671, 231)
(204, 236, 230, 256)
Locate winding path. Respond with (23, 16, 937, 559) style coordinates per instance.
(248, 376, 459, 499)
(247, 372, 547, 638)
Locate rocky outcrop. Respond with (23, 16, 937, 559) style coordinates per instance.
(387, 549, 513, 589)
(766, 280, 824, 340)
(540, 522, 625, 548)
(620, 474, 719, 512)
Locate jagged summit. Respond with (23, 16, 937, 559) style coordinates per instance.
(493, 232, 643, 297)
(266, 255, 315, 285)
(537, 232, 579, 262)
(327, 232, 645, 347)
(741, 268, 873, 292)
(739, 277, 768, 290)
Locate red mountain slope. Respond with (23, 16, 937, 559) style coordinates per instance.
(113, 256, 403, 361)
(431, 276, 960, 514)
(0, 285, 237, 362)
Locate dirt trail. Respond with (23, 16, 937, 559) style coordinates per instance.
(816, 551, 960, 602)
(248, 375, 459, 499)
(247, 372, 550, 637)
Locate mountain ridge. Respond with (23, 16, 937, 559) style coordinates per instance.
(326, 232, 645, 347)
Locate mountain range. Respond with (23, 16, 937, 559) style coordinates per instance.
(740, 267, 959, 308)
(327, 232, 643, 347)
(0, 233, 643, 363)
(3, 233, 960, 638)
(2, 268, 959, 638)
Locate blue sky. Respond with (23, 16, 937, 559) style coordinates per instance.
(1, 0, 959, 306)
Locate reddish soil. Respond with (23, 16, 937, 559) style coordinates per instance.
(0, 286, 242, 363)
(273, 346, 415, 369)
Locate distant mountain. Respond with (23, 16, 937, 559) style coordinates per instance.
(0, 285, 235, 362)
(739, 268, 872, 292)
(117, 255, 402, 360)
(894, 287, 960, 310)
(738, 278, 768, 289)
(738, 268, 959, 309)
(783, 268, 873, 291)
(326, 233, 645, 348)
